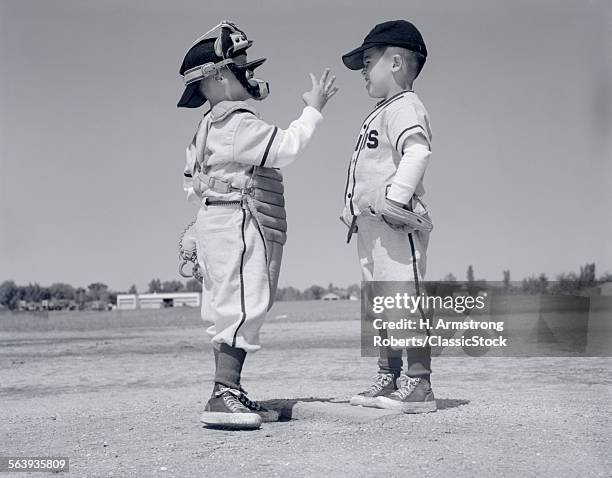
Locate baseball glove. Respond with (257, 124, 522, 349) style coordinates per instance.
(367, 188, 433, 233)
(376, 198, 433, 232)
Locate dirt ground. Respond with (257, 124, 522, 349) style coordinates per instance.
(1, 302, 611, 477)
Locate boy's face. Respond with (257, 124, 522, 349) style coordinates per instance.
(361, 46, 394, 99)
(221, 54, 252, 101)
(198, 53, 252, 102)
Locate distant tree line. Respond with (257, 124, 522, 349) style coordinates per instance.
(444, 263, 610, 295)
(275, 283, 361, 301)
(0, 279, 206, 311)
(0, 281, 115, 311)
(1, 263, 610, 311)
(517, 263, 610, 295)
(0, 279, 362, 311)
(145, 279, 201, 293)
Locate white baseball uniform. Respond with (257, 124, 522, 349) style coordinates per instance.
(342, 89, 433, 283)
(343, 89, 434, 378)
(184, 101, 323, 352)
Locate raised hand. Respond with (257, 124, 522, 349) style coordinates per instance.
(302, 68, 339, 112)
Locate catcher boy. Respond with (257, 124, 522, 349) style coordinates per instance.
(178, 21, 337, 429)
(341, 20, 436, 413)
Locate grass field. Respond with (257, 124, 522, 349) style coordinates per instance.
(1, 300, 611, 477)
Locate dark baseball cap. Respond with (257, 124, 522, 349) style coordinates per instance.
(342, 20, 427, 70)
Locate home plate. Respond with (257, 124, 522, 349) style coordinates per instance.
(262, 398, 402, 423)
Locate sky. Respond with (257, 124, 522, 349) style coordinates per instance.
(1, 0, 610, 292)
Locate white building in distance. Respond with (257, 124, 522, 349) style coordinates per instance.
(116, 292, 201, 310)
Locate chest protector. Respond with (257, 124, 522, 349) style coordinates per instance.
(246, 167, 287, 246)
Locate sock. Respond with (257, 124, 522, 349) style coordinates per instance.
(377, 344, 403, 377)
(406, 345, 432, 382)
(214, 343, 246, 390)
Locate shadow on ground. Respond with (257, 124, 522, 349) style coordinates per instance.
(436, 398, 470, 410)
(262, 397, 338, 420)
(199, 398, 341, 430)
(260, 397, 470, 420)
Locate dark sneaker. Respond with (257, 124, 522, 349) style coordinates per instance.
(375, 375, 437, 413)
(350, 373, 397, 407)
(200, 387, 262, 429)
(235, 389, 280, 422)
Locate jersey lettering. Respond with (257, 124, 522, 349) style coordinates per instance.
(366, 130, 379, 149)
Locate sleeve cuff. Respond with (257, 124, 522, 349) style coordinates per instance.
(302, 105, 324, 127)
(386, 184, 416, 205)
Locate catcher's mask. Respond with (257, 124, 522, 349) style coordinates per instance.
(177, 21, 269, 108)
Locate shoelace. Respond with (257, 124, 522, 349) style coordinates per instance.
(367, 373, 394, 393)
(214, 387, 266, 412)
(238, 394, 265, 411)
(214, 387, 251, 413)
(391, 376, 421, 400)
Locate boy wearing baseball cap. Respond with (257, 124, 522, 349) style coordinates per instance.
(178, 21, 337, 429)
(341, 20, 436, 413)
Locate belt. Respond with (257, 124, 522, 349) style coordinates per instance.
(198, 172, 253, 195)
(204, 198, 242, 206)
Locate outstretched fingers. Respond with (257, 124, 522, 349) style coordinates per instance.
(319, 68, 331, 87)
(309, 73, 318, 88)
(327, 86, 339, 99)
(324, 75, 336, 93)
(303, 68, 338, 111)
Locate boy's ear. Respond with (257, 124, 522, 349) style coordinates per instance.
(390, 54, 403, 72)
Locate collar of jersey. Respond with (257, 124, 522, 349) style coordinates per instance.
(209, 100, 260, 123)
(375, 89, 414, 108)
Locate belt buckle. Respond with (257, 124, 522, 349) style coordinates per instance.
(209, 177, 232, 194)
(240, 187, 255, 197)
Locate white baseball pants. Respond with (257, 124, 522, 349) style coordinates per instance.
(194, 203, 282, 353)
